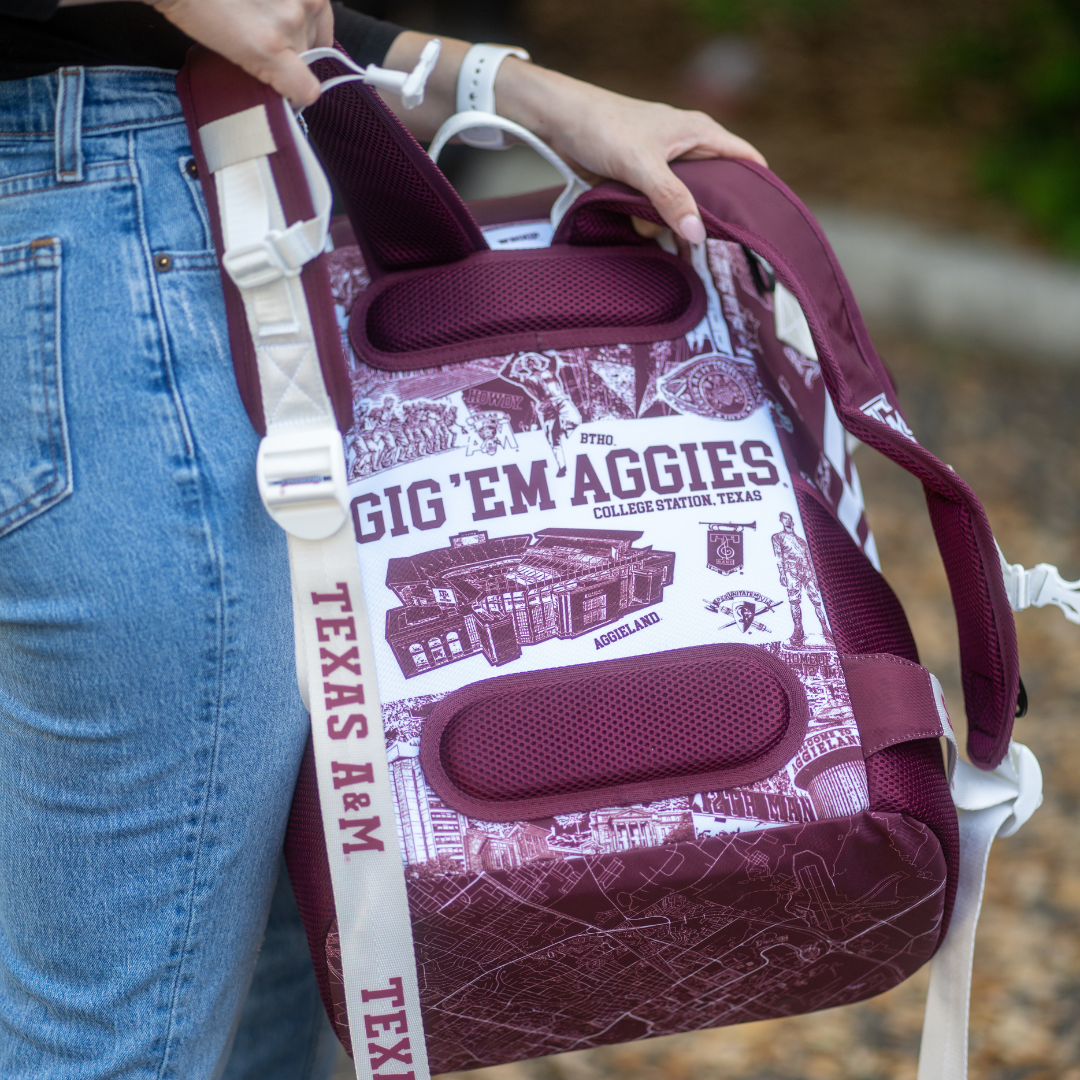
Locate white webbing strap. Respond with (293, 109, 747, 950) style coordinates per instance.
(199, 94, 430, 1080)
(916, 724, 1042, 1080)
(288, 526, 431, 1080)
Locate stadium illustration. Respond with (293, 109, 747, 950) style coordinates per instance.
(385, 528, 676, 677)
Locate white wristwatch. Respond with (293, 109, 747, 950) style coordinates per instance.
(455, 43, 531, 149)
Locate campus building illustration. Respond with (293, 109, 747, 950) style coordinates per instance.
(384, 528, 676, 678)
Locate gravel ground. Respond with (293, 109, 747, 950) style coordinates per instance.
(334, 333, 1080, 1080)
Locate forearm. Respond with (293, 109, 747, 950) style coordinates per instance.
(379, 29, 606, 149)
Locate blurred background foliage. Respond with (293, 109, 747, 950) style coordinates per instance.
(921, 0, 1080, 256)
(357, 0, 1080, 253)
(684, 0, 850, 34)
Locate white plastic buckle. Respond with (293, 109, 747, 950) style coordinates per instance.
(222, 231, 305, 289)
(998, 541, 1080, 623)
(256, 425, 349, 540)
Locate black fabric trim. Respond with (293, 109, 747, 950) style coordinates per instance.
(0, 4, 401, 81)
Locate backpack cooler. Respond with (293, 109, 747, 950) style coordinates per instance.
(176, 43, 1046, 1080)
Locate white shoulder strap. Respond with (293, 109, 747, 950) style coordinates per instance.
(916, 680, 1042, 1080)
(200, 64, 438, 1080)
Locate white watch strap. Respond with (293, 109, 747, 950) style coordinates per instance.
(455, 43, 530, 149)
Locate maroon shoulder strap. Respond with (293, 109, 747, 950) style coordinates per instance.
(175, 47, 353, 435)
(302, 55, 488, 278)
(555, 162, 1018, 770)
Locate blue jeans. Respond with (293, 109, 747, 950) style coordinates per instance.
(0, 66, 338, 1078)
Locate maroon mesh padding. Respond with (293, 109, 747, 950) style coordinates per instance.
(864, 740, 959, 945)
(448, 661, 784, 799)
(304, 56, 486, 276)
(353, 247, 703, 369)
(283, 737, 338, 1033)
(796, 487, 919, 662)
(421, 643, 808, 821)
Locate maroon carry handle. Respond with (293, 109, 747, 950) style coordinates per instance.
(554, 165, 1018, 769)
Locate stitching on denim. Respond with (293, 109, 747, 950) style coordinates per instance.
(0, 177, 128, 203)
(0, 246, 64, 528)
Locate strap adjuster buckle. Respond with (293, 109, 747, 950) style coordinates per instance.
(223, 230, 304, 289)
(256, 425, 349, 540)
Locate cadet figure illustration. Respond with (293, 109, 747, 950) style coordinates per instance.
(503, 352, 582, 476)
(771, 511, 832, 647)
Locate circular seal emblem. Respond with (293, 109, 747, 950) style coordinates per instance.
(657, 354, 762, 420)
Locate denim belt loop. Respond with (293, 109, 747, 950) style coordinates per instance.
(55, 66, 85, 184)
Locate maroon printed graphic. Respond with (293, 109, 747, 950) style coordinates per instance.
(347, 396, 464, 480)
(384, 528, 675, 677)
(460, 377, 538, 435)
(704, 520, 755, 574)
(500, 352, 585, 477)
(463, 410, 518, 456)
(658, 354, 763, 420)
(705, 590, 782, 634)
(323, 811, 945, 1073)
(772, 511, 833, 648)
(708, 240, 765, 360)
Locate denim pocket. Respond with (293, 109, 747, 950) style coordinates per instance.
(0, 237, 71, 538)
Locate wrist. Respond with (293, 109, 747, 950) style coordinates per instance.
(494, 60, 596, 146)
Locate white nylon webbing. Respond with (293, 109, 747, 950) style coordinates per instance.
(288, 527, 430, 1080)
(200, 104, 277, 174)
(201, 97, 428, 1080)
(916, 740, 1042, 1080)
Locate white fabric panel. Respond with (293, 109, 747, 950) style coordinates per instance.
(774, 281, 818, 360)
(822, 391, 846, 475)
(836, 483, 863, 544)
(198, 104, 276, 174)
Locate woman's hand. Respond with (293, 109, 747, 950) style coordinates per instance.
(149, 0, 333, 106)
(498, 62, 767, 244)
(382, 32, 766, 244)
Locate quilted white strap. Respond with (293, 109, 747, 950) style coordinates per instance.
(455, 43, 530, 148)
(916, 740, 1042, 1080)
(997, 540, 1080, 623)
(199, 96, 430, 1080)
(429, 110, 590, 229)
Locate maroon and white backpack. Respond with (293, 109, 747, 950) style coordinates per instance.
(177, 42, 1046, 1080)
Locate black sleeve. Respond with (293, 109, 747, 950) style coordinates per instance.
(332, 5, 404, 67)
(0, 0, 59, 17)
